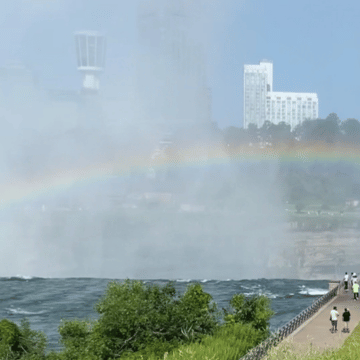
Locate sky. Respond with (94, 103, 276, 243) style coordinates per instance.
(1, 0, 359, 129)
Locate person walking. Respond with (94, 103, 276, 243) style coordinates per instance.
(330, 306, 340, 333)
(344, 272, 349, 291)
(351, 272, 355, 288)
(352, 281, 359, 300)
(342, 308, 351, 333)
(353, 273, 358, 285)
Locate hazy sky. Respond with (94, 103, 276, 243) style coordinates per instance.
(1, 0, 358, 129)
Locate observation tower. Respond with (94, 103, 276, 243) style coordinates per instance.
(74, 31, 106, 93)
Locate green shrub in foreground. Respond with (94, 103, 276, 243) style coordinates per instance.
(57, 279, 221, 359)
(121, 339, 181, 360)
(128, 323, 265, 360)
(0, 318, 47, 360)
(223, 293, 274, 340)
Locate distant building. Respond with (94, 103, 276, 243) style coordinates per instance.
(244, 60, 273, 129)
(137, 0, 212, 127)
(346, 199, 359, 208)
(244, 60, 318, 129)
(266, 92, 318, 130)
(74, 31, 106, 94)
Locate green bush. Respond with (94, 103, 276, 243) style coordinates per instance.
(0, 318, 22, 358)
(56, 280, 220, 359)
(121, 339, 181, 360)
(0, 318, 47, 360)
(138, 323, 265, 360)
(18, 318, 47, 359)
(223, 293, 274, 339)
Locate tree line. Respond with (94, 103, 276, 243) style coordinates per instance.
(221, 113, 360, 148)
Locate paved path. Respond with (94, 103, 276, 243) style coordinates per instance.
(286, 286, 360, 352)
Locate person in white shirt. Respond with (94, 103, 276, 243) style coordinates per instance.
(344, 272, 349, 291)
(330, 306, 340, 333)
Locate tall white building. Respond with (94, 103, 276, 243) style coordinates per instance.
(244, 60, 318, 129)
(244, 60, 273, 129)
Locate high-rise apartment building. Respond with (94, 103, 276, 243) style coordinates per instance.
(244, 60, 273, 129)
(244, 60, 318, 129)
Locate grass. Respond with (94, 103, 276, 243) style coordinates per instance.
(121, 323, 264, 360)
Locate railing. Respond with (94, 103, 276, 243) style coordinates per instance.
(240, 280, 343, 360)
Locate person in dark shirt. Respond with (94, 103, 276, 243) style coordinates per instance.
(344, 272, 349, 291)
(342, 308, 351, 332)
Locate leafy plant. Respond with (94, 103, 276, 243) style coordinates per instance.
(223, 294, 274, 339)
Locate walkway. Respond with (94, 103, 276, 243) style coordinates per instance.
(286, 286, 360, 351)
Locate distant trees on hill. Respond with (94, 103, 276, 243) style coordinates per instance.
(222, 113, 360, 148)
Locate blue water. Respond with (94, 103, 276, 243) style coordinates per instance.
(0, 277, 331, 352)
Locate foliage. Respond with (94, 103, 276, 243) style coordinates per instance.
(0, 318, 48, 360)
(56, 280, 221, 359)
(221, 114, 360, 210)
(128, 323, 265, 360)
(222, 293, 274, 342)
(0, 319, 22, 359)
(121, 339, 181, 360)
(18, 318, 47, 359)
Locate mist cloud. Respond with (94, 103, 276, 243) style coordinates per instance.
(0, 0, 290, 280)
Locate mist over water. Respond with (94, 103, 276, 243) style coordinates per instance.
(0, 0, 289, 280)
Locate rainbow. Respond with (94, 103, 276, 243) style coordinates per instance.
(1, 141, 359, 209)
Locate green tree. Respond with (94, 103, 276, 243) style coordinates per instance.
(247, 123, 259, 144)
(222, 294, 274, 339)
(295, 113, 341, 144)
(259, 121, 273, 143)
(18, 318, 47, 359)
(273, 121, 292, 144)
(0, 319, 22, 358)
(0, 318, 47, 360)
(340, 118, 360, 144)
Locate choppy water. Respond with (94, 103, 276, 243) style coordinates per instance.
(0, 277, 332, 352)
